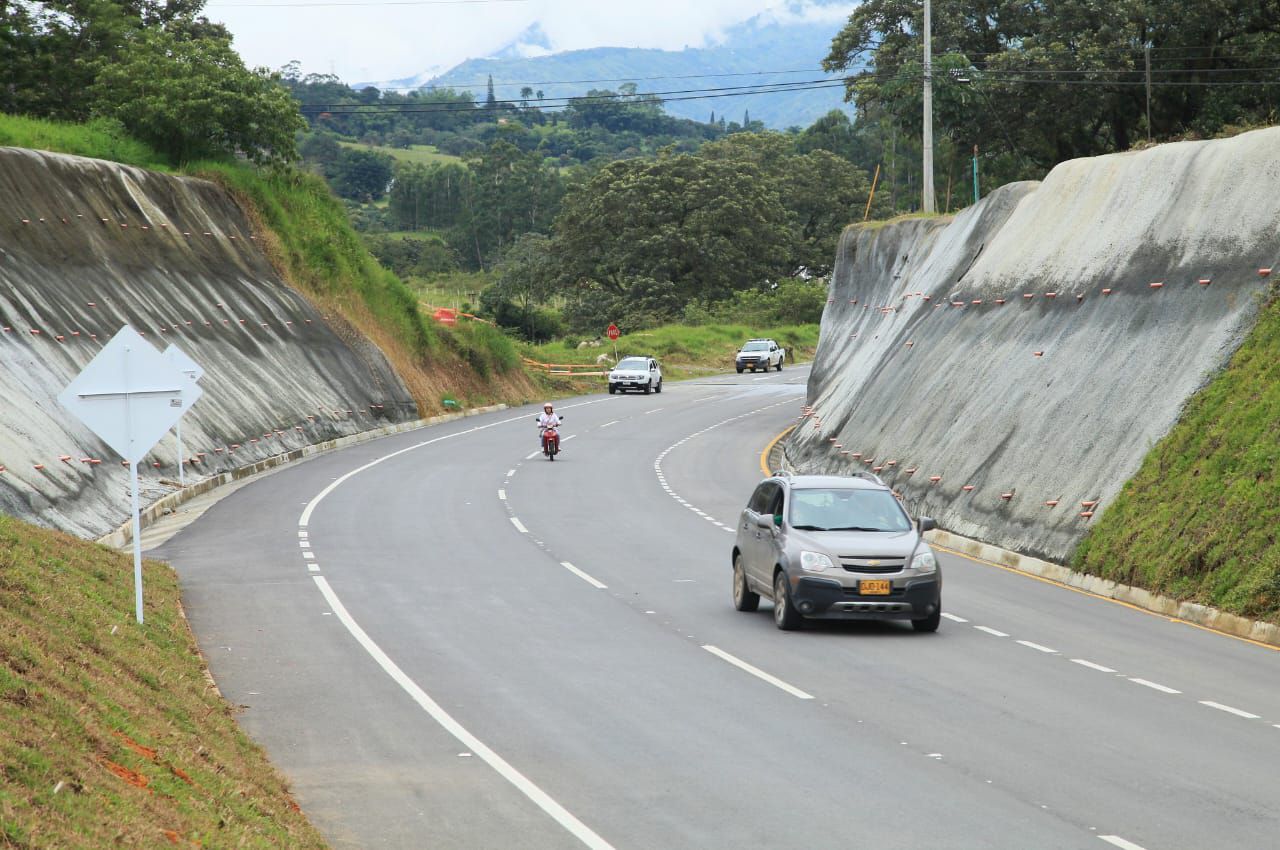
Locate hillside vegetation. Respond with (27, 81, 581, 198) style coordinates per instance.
(0, 516, 327, 847)
(1074, 287, 1280, 622)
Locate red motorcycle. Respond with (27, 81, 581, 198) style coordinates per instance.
(539, 417, 563, 461)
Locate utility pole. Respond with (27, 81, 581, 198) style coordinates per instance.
(973, 144, 980, 204)
(1145, 44, 1152, 142)
(922, 0, 936, 213)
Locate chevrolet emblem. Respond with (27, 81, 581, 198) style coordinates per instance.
(865, 560, 880, 566)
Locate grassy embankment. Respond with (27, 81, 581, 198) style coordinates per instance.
(1074, 286, 1280, 622)
(0, 516, 327, 847)
(0, 113, 537, 414)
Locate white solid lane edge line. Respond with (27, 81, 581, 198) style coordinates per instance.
(1016, 640, 1057, 653)
(560, 562, 607, 590)
(525, 451, 541, 460)
(1099, 836, 1148, 850)
(1129, 678, 1181, 694)
(563, 434, 577, 440)
(974, 626, 1009, 637)
(510, 518, 529, 534)
(941, 613, 968, 622)
(701, 645, 814, 700)
(498, 490, 506, 500)
(643, 407, 664, 414)
(1199, 700, 1261, 719)
(311, 576, 615, 850)
(600, 420, 619, 428)
(1071, 659, 1118, 673)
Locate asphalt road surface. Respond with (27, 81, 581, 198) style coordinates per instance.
(154, 366, 1280, 850)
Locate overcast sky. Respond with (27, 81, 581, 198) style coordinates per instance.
(203, 0, 855, 85)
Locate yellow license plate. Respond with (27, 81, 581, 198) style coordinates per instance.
(860, 580, 892, 595)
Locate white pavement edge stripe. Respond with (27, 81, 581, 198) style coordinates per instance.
(510, 517, 529, 534)
(701, 645, 814, 700)
(560, 562, 607, 589)
(1199, 700, 1260, 719)
(1099, 836, 1147, 850)
(312, 577, 615, 850)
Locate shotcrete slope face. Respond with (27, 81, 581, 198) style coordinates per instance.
(0, 148, 415, 538)
(790, 126, 1280, 563)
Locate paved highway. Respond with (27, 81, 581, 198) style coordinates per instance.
(154, 366, 1280, 850)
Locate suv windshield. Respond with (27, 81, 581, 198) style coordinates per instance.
(789, 488, 910, 532)
(742, 341, 770, 351)
(616, 358, 649, 370)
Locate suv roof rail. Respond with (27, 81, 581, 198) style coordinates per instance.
(853, 471, 886, 487)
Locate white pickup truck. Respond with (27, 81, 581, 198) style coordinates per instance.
(735, 338, 785, 373)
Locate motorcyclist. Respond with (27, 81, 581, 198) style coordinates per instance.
(536, 402, 562, 453)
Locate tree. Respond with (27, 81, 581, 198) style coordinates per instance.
(325, 147, 394, 200)
(485, 74, 498, 110)
(824, 0, 1280, 175)
(89, 25, 305, 165)
(548, 150, 792, 330)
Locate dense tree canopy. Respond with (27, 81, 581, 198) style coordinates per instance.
(825, 0, 1280, 180)
(2, 1, 304, 165)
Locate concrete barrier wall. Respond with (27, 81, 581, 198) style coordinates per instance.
(787, 126, 1280, 563)
(0, 148, 416, 538)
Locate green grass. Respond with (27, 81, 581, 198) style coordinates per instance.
(406, 270, 493, 310)
(0, 516, 327, 847)
(1073, 288, 1280, 622)
(525, 322, 821, 381)
(0, 115, 168, 170)
(337, 141, 463, 167)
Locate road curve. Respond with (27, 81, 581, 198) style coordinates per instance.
(154, 366, 1280, 850)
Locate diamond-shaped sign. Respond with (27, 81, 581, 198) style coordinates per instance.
(58, 326, 202, 464)
(164, 344, 204, 383)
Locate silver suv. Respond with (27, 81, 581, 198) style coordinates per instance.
(731, 472, 942, 631)
(608, 356, 662, 394)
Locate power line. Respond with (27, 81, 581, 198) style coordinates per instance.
(371, 67, 835, 92)
(210, 0, 526, 6)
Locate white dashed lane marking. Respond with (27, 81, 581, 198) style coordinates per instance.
(510, 518, 529, 534)
(498, 489, 507, 500)
(1129, 678, 1180, 695)
(1099, 836, 1148, 850)
(941, 613, 968, 623)
(974, 626, 1009, 637)
(702, 645, 814, 700)
(1199, 701, 1260, 719)
(560, 562, 607, 590)
(1017, 640, 1057, 654)
(1071, 659, 1118, 673)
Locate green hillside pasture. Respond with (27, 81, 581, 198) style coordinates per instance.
(526, 323, 820, 380)
(1073, 289, 1280, 622)
(338, 141, 462, 167)
(0, 516, 327, 847)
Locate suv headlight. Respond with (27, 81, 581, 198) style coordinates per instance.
(912, 545, 937, 573)
(799, 551, 834, 573)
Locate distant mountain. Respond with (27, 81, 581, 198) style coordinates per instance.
(365, 4, 858, 130)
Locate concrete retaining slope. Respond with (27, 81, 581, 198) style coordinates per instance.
(0, 148, 416, 538)
(787, 126, 1280, 563)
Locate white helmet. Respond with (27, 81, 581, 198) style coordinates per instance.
(543, 402, 553, 411)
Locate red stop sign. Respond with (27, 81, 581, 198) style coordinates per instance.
(606, 324, 620, 341)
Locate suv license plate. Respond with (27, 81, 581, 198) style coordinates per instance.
(860, 580, 892, 595)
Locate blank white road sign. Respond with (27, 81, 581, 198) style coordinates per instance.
(163, 344, 205, 383)
(58, 326, 202, 464)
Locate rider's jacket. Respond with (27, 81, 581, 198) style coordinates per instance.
(537, 412, 561, 429)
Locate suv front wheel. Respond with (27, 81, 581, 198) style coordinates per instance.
(773, 571, 802, 630)
(732, 554, 759, 612)
(912, 604, 942, 633)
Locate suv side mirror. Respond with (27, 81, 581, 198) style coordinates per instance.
(918, 517, 937, 533)
(773, 514, 784, 528)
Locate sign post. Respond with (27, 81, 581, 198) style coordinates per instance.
(58, 326, 202, 623)
(606, 323, 620, 364)
(163, 345, 205, 486)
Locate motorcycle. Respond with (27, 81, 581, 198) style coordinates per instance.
(538, 415, 564, 461)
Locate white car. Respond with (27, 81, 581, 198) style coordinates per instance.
(735, 338, 785, 373)
(608, 356, 663, 394)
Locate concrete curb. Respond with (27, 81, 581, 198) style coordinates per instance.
(926, 529, 1280, 650)
(96, 404, 509, 548)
